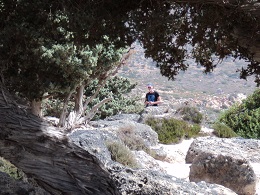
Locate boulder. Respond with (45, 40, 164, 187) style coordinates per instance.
(108, 162, 237, 195)
(190, 152, 256, 195)
(69, 129, 119, 164)
(186, 137, 260, 195)
(89, 119, 159, 147)
(104, 113, 141, 122)
(133, 150, 166, 172)
(186, 137, 260, 163)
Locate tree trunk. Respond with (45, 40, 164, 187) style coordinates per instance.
(0, 85, 120, 195)
(58, 91, 73, 127)
(31, 99, 42, 117)
(75, 85, 84, 116)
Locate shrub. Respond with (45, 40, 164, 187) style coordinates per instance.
(117, 126, 149, 151)
(0, 157, 24, 180)
(43, 98, 74, 117)
(188, 124, 201, 138)
(217, 89, 260, 139)
(176, 106, 203, 124)
(42, 76, 142, 120)
(85, 76, 143, 120)
(212, 122, 237, 138)
(116, 125, 157, 158)
(145, 117, 201, 144)
(106, 141, 138, 168)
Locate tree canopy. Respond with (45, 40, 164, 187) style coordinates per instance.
(0, 1, 127, 101)
(0, 0, 259, 93)
(128, 0, 260, 84)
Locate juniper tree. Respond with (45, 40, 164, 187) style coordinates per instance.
(0, 1, 128, 120)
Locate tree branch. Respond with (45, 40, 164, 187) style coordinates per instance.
(78, 97, 112, 124)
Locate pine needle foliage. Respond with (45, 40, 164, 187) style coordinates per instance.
(84, 76, 143, 120)
(42, 76, 141, 120)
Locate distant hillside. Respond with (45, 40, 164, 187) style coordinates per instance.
(119, 42, 256, 96)
(118, 42, 258, 124)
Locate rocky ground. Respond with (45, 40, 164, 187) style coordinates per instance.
(2, 110, 260, 194)
(152, 135, 260, 195)
(69, 108, 260, 195)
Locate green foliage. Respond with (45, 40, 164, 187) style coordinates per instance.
(189, 124, 201, 137)
(85, 76, 143, 120)
(0, 157, 24, 180)
(212, 122, 237, 138)
(130, 2, 260, 85)
(2, 31, 126, 102)
(0, 1, 259, 105)
(42, 76, 141, 120)
(0, 1, 129, 104)
(217, 89, 260, 138)
(42, 98, 73, 117)
(176, 106, 203, 124)
(145, 117, 201, 144)
(106, 141, 138, 168)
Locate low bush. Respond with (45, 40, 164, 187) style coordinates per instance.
(217, 89, 260, 139)
(176, 106, 203, 124)
(117, 126, 149, 151)
(145, 117, 201, 144)
(106, 141, 138, 168)
(117, 125, 157, 158)
(212, 122, 237, 138)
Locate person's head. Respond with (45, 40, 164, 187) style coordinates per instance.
(147, 83, 154, 92)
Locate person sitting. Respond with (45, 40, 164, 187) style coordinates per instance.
(145, 83, 162, 107)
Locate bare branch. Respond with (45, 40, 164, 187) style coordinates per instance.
(83, 47, 134, 111)
(78, 97, 112, 124)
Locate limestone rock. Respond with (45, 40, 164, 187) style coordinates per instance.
(133, 150, 167, 172)
(89, 119, 159, 147)
(104, 113, 141, 122)
(108, 163, 237, 195)
(139, 106, 175, 123)
(186, 137, 260, 163)
(190, 152, 256, 195)
(186, 137, 260, 195)
(69, 129, 119, 164)
(70, 118, 238, 195)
